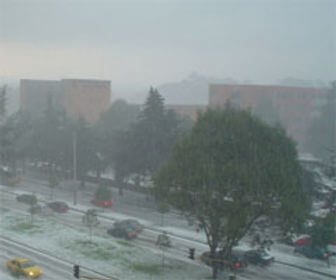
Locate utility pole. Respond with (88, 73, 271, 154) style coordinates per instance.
(73, 130, 78, 205)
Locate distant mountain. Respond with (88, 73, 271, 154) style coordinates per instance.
(157, 72, 239, 105)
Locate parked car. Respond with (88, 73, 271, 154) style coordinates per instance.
(293, 234, 311, 246)
(114, 219, 143, 233)
(90, 198, 112, 207)
(107, 225, 137, 240)
(294, 244, 326, 260)
(244, 249, 275, 265)
(16, 194, 37, 204)
(46, 201, 69, 213)
(200, 251, 248, 270)
(7, 258, 42, 278)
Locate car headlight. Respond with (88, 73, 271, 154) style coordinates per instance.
(29, 271, 34, 276)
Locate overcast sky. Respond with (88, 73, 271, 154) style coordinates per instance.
(1, 0, 335, 90)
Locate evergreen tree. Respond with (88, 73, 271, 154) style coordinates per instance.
(126, 87, 185, 176)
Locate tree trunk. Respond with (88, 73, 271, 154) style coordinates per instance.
(210, 245, 218, 279)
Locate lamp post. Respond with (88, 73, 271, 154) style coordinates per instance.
(73, 130, 78, 205)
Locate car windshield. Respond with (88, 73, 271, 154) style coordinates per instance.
(21, 261, 35, 268)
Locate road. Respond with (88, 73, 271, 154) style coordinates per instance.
(0, 173, 335, 280)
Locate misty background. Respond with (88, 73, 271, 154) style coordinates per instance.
(1, 0, 335, 112)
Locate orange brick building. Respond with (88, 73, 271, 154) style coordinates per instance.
(209, 84, 327, 149)
(20, 79, 111, 123)
(165, 104, 207, 121)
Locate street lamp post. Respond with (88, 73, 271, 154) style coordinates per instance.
(73, 130, 78, 205)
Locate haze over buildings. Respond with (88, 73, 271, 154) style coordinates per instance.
(208, 84, 328, 150)
(20, 79, 111, 123)
(1, 0, 334, 99)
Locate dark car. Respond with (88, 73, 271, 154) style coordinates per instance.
(114, 219, 143, 233)
(107, 225, 137, 240)
(90, 198, 112, 207)
(46, 201, 69, 213)
(200, 251, 248, 270)
(16, 194, 37, 204)
(294, 245, 326, 260)
(244, 250, 274, 265)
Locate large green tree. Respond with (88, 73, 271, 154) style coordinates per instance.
(310, 213, 336, 249)
(112, 88, 191, 195)
(154, 107, 309, 278)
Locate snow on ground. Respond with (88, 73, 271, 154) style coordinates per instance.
(1, 183, 335, 279)
(0, 206, 211, 280)
(0, 270, 16, 280)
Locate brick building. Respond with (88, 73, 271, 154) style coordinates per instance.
(20, 79, 111, 123)
(209, 84, 327, 149)
(165, 104, 207, 121)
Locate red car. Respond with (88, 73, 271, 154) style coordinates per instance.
(91, 198, 112, 207)
(46, 201, 69, 213)
(293, 235, 310, 246)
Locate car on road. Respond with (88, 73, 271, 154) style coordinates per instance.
(7, 258, 42, 278)
(90, 198, 112, 207)
(294, 244, 326, 260)
(114, 219, 144, 233)
(200, 251, 248, 270)
(107, 225, 138, 240)
(16, 194, 37, 204)
(46, 201, 69, 213)
(293, 234, 311, 246)
(244, 249, 275, 265)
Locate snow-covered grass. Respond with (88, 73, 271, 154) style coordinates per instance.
(0, 206, 210, 280)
